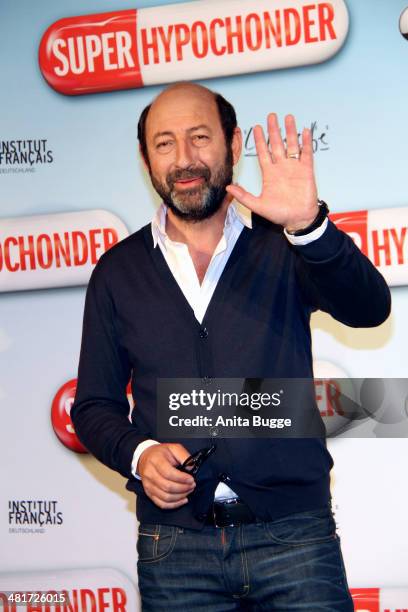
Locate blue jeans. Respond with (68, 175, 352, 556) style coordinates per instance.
(136, 504, 354, 611)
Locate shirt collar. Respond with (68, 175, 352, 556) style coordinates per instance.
(151, 200, 252, 248)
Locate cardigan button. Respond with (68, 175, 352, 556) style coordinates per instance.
(199, 327, 208, 339)
(218, 473, 230, 482)
(196, 512, 207, 521)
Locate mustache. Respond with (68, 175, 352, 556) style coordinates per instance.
(167, 166, 211, 187)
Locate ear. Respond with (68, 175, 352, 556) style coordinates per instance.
(231, 127, 242, 166)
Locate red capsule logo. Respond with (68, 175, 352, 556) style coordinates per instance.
(330, 210, 369, 254)
(331, 207, 408, 287)
(39, 1, 349, 96)
(51, 379, 87, 453)
(350, 588, 380, 612)
(39, 10, 142, 95)
(51, 379, 134, 453)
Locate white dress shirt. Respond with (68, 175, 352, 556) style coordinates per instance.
(131, 201, 328, 501)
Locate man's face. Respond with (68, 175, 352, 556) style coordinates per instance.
(144, 87, 237, 222)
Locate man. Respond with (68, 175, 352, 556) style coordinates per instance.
(71, 82, 391, 611)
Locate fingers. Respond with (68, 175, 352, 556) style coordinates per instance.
(150, 497, 190, 509)
(151, 445, 196, 485)
(285, 114, 300, 156)
(267, 114, 312, 163)
(300, 126, 314, 165)
(226, 184, 262, 215)
(267, 113, 286, 160)
(151, 471, 195, 495)
(139, 444, 194, 484)
(139, 443, 197, 509)
(146, 467, 196, 509)
(253, 124, 273, 171)
(250, 114, 311, 164)
(149, 468, 196, 500)
(226, 114, 315, 223)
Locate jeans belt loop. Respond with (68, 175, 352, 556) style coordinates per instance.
(212, 503, 220, 528)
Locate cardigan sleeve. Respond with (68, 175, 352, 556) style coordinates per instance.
(70, 256, 149, 480)
(293, 218, 391, 327)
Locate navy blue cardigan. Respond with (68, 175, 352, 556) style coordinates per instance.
(70, 215, 391, 529)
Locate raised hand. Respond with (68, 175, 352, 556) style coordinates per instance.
(226, 114, 319, 233)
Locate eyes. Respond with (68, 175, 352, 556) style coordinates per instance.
(155, 133, 210, 154)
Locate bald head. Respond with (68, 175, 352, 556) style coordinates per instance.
(137, 82, 237, 165)
(151, 82, 216, 110)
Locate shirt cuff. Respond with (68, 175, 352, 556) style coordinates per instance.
(283, 217, 328, 246)
(131, 439, 161, 479)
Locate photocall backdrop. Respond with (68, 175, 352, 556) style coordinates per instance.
(1, 0, 408, 610)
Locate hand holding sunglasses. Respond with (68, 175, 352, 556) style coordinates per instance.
(176, 444, 216, 478)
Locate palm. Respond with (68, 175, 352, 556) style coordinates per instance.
(227, 114, 319, 232)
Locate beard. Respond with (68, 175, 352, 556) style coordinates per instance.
(149, 148, 233, 222)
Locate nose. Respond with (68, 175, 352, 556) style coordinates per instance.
(174, 137, 196, 168)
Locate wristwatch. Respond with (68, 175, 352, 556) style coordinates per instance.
(286, 199, 330, 236)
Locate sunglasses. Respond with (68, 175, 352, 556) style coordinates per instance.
(176, 444, 216, 477)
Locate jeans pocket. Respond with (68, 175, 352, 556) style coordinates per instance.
(264, 506, 337, 547)
(137, 523, 178, 564)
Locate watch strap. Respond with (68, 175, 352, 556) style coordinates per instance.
(286, 199, 330, 236)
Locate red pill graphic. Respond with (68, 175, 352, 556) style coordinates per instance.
(39, 0, 349, 95)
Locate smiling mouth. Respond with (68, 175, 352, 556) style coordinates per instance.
(173, 177, 205, 188)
